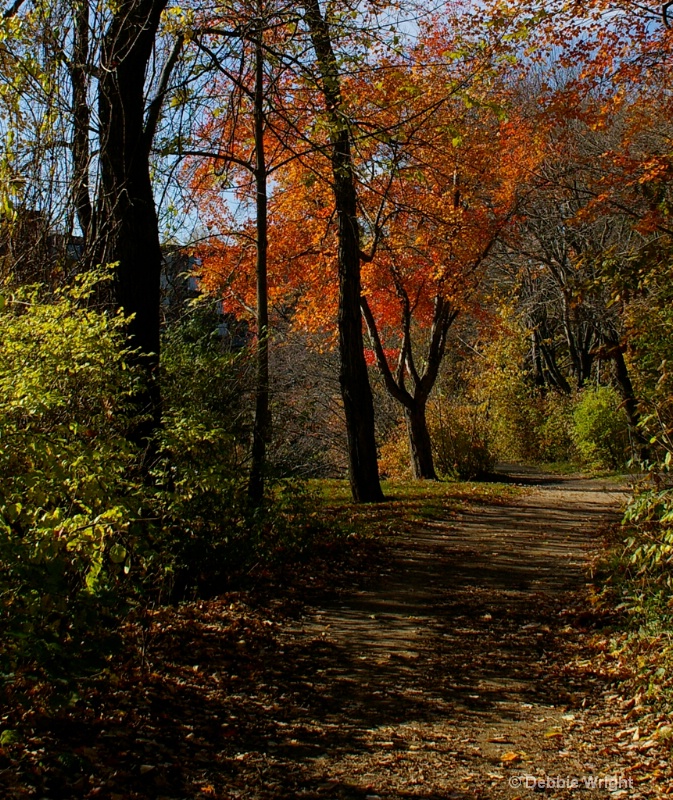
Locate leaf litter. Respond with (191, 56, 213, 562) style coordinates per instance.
(1, 470, 670, 798)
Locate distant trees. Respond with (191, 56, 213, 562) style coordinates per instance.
(483, 0, 673, 459)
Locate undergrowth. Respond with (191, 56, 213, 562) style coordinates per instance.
(0, 273, 341, 692)
(598, 463, 673, 712)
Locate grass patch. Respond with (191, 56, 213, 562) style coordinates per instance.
(310, 477, 523, 541)
(515, 460, 636, 480)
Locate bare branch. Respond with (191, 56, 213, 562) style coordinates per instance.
(144, 33, 185, 150)
(361, 296, 413, 408)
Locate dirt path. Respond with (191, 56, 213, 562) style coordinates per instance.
(203, 469, 637, 799)
(9, 469, 658, 800)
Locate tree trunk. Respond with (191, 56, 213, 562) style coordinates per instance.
(248, 25, 271, 505)
(93, 0, 168, 445)
(530, 331, 546, 390)
(405, 401, 437, 480)
(302, 0, 383, 502)
(70, 0, 92, 241)
(610, 342, 649, 461)
(538, 337, 572, 394)
(578, 345, 594, 386)
(335, 171, 384, 501)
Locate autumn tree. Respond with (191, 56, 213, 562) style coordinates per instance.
(191, 5, 535, 481)
(191, 0, 422, 500)
(352, 24, 533, 479)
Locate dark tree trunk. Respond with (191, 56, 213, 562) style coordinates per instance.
(530, 331, 546, 390)
(578, 346, 594, 387)
(608, 339, 649, 461)
(362, 295, 457, 481)
(535, 328, 572, 394)
(302, 0, 383, 502)
(70, 0, 92, 242)
(405, 401, 437, 480)
(335, 172, 384, 502)
(248, 25, 271, 505)
(93, 0, 168, 444)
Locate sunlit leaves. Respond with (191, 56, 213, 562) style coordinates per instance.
(0, 271, 142, 669)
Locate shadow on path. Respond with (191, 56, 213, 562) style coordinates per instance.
(3, 471, 630, 800)
(183, 470, 627, 798)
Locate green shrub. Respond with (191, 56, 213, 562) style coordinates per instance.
(600, 462, 673, 709)
(153, 307, 252, 591)
(0, 278, 340, 678)
(621, 460, 673, 602)
(0, 273, 142, 674)
(572, 385, 629, 470)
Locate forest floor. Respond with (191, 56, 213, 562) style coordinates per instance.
(4, 467, 673, 799)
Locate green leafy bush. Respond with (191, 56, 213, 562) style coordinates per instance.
(0, 278, 341, 679)
(0, 273, 142, 673)
(621, 459, 673, 601)
(154, 307, 252, 592)
(572, 385, 629, 470)
(598, 463, 673, 709)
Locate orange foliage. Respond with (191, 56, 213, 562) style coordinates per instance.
(189, 13, 539, 350)
(481, 0, 673, 234)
